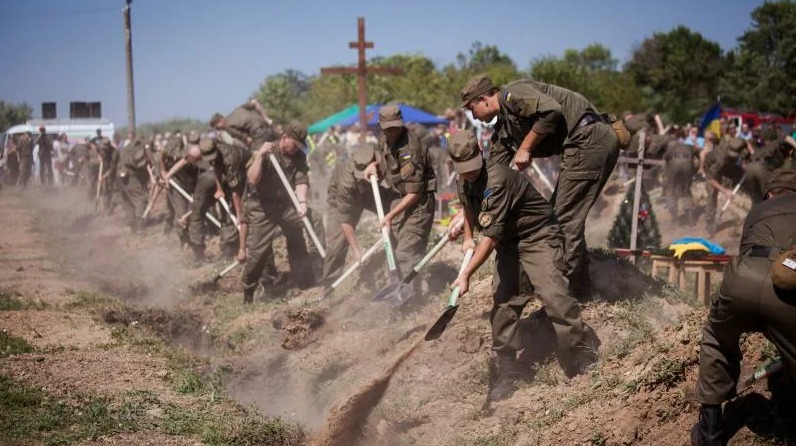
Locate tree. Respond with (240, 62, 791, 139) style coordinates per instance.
(252, 69, 311, 124)
(0, 100, 33, 132)
(530, 44, 647, 115)
(626, 26, 724, 124)
(455, 41, 520, 88)
(719, 1, 796, 115)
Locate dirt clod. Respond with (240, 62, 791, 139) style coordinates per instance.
(275, 307, 326, 350)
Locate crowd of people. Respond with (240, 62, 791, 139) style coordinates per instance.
(2, 75, 795, 445)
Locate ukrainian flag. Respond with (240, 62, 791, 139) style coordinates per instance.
(698, 102, 721, 137)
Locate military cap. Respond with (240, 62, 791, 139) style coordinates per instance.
(771, 248, 796, 290)
(765, 168, 796, 197)
(283, 121, 307, 148)
(209, 112, 224, 128)
(352, 145, 376, 180)
(447, 131, 483, 174)
(460, 74, 496, 107)
(378, 105, 404, 130)
(187, 130, 200, 144)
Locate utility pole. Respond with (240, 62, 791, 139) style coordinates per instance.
(123, 0, 136, 134)
(321, 17, 401, 145)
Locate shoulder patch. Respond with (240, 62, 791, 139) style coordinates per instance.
(478, 212, 493, 228)
(504, 92, 512, 102)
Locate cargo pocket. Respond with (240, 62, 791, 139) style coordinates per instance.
(547, 235, 567, 274)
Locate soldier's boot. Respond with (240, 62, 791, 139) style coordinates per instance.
(489, 352, 520, 402)
(243, 287, 255, 305)
(690, 404, 726, 446)
(190, 243, 206, 266)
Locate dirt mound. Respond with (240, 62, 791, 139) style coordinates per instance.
(274, 307, 326, 350)
(103, 307, 211, 352)
(310, 340, 421, 446)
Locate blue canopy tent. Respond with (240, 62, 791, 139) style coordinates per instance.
(308, 103, 447, 134)
(307, 104, 360, 134)
(336, 103, 447, 128)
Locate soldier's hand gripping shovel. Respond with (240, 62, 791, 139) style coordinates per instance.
(373, 217, 464, 307)
(369, 174, 402, 286)
(424, 248, 474, 341)
(268, 153, 325, 258)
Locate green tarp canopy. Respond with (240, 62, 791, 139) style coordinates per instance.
(307, 104, 359, 134)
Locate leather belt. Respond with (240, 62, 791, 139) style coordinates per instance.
(572, 113, 608, 134)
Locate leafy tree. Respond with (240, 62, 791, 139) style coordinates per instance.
(626, 26, 724, 124)
(719, 0, 796, 115)
(0, 100, 33, 133)
(253, 69, 311, 124)
(530, 44, 647, 115)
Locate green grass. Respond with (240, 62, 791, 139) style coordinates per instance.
(0, 290, 49, 311)
(62, 291, 120, 311)
(0, 331, 35, 357)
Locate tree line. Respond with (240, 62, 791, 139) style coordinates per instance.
(2, 1, 794, 134)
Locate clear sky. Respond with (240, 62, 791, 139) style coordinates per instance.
(0, 0, 765, 128)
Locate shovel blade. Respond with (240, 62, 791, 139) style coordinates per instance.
(372, 282, 400, 302)
(385, 283, 413, 307)
(424, 305, 459, 341)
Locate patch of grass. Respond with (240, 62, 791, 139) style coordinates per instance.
(0, 330, 35, 357)
(0, 376, 136, 445)
(606, 303, 655, 360)
(173, 367, 224, 401)
(643, 358, 687, 389)
(472, 425, 519, 446)
(203, 409, 306, 446)
(0, 290, 49, 311)
(530, 360, 560, 387)
(461, 358, 490, 393)
(589, 430, 608, 445)
(63, 291, 120, 311)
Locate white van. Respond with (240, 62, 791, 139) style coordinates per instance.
(2, 118, 115, 148)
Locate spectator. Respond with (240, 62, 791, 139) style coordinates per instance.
(736, 122, 753, 140)
(684, 126, 704, 149)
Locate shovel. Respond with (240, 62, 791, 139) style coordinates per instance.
(94, 159, 104, 212)
(268, 153, 325, 258)
(373, 217, 464, 307)
(218, 196, 239, 229)
(320, 238, 384, 300)
(712, 172, 746, 235)
(370, 175, 402, 285)
(424, 248, 475, 341)
(168, 178, 222, 228)
(192, 260, 241, 293)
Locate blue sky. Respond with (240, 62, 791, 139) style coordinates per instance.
(0, 0, 764, 128)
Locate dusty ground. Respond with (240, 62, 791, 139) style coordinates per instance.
(0, 179, 785, 446)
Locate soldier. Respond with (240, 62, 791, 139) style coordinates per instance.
(744, 128, 796, 204)
(16, 133, 34, 189)
(160, 130, 197, 241)
(460, 75, 620, 300)
(35, 126, 54, 186)
(213, 133, 251, 257)
(69, 138, 90, 186)
(96, 138, 119, 213)
(363, 105, 437, 305)
(5, 134, 20, 186)
(692, 169, 796, 446)
(209, 99, 275, 150)
(663, 134, 698, 224)
(447, 131, 599, 400)
(322, 145, 394, 290)
(241, 122, 317, 304)
(703, 138, 747, 227)
(117, 135, 150, 232)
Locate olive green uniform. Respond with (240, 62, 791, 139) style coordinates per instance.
(36, 133, 54, 186)
(69, 143, 89, 186)
(745, 138, 790, 204)
(187, 158, 218, 257)
(225, 103, 276, 149)
(696, 192, 796, 405)
(458, 161, 599, 376)
(117, 139, 149, 232)
(663, 140, 697, 223)
(489, 79, 619, 298)
(703, 141, 746, 223)
(374, 127, 436, 302)
(241, 150, 316, 299)
(215, 140, 251, 255)
(97, 141, 119, 212)
(16, 136, 34, 189)
(322, 158, 394, 287)
(163, 135, 197, 243)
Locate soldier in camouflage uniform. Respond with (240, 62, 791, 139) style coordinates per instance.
(663, 134, 698, 224)
(117, 135, 150, 232)
(703, 138, 747, 227)
(744, 128, 796, 204)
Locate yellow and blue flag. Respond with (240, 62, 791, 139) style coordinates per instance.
(698, 102, 721, 137)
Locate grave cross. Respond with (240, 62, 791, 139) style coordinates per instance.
(321, 17, 402, 144)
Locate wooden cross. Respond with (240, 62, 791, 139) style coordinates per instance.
(321, 17, 402, 144)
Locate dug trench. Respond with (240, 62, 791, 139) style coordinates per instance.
(1, 184, 790, 445)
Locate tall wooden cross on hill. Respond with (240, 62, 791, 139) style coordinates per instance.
(321, 17, 402, 144)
